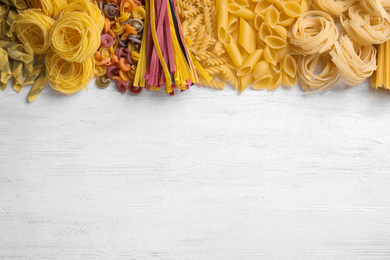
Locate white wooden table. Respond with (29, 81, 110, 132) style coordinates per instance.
(1, 81, 390, 259)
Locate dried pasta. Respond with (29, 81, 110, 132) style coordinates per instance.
(46, 51, 95, 95)
(297, 54, 340, 92)
(341, 6, 390, 46)
(330, 34, 377, 86)
(60, 0, 104, 32)
(50, 12, 101, 62)
(25, 0, 66, 18)
(290, 11, 339, 55)
(12, 9, 54, 54)
(177, 0, 240, 90)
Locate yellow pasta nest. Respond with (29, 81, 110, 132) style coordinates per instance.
(46, 51, 95, 95)
(26, 0, 67, 18)
(50, 12, 101, 63)
(60, 0, 105, 32)
(11, 9, 55, 54)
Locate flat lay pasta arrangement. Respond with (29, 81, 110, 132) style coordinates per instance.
(1, 0, 390, 101)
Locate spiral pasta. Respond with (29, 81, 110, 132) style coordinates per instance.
(46, 51, 94, 95)
(11, 9, 54, 54)
(26, 0, 66, 18)
(50, 12, 100, 62)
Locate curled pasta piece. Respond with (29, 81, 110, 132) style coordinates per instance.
(290, 11, 338, 55)
(258, 22, 273, 42)
(255, 0, 273, 15)
(341, 6, 390, 46)
(282, 55, 297, 78)
(263, 45, 278, 65)
(264, 5, 279, 28)
(282, 2, 303, 18)
(297, 54, 340, 92)
(282, 72, 297, 87)
(278, 10, 295, 26)
(252, 60, 269, 79)
(267, 71, 283, 91)
(227, 3, 256, 20)
(330, 34, 377, 86)
(11, 9, 54, 54)
(46, 51, 94, 95)
(252, 74, 272, 90)
(264, 36, 287, 49)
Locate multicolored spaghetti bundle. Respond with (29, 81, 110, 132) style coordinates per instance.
(133, 0, 204, 95)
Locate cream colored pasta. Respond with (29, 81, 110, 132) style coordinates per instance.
(330, 34, 377, 86)
(297, 54, 340, 92)
(341, 6, 390, 45)
(290, 11, 339, 55)
(311, 0, 356, 18)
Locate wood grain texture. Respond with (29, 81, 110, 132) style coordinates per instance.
(1, 81, 390, 259)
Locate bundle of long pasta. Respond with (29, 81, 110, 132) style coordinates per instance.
(371, 40, 390, 90)
(133, 0, 200, 95)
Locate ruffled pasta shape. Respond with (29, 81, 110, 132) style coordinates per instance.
(290, 11, 339, 55)
(330, 34, 377, 86)
(12, 9, 54, 54)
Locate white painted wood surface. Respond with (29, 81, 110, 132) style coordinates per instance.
(1, 81, 390, 259)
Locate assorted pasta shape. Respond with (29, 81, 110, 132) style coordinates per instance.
(2, 0, 390, 102)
